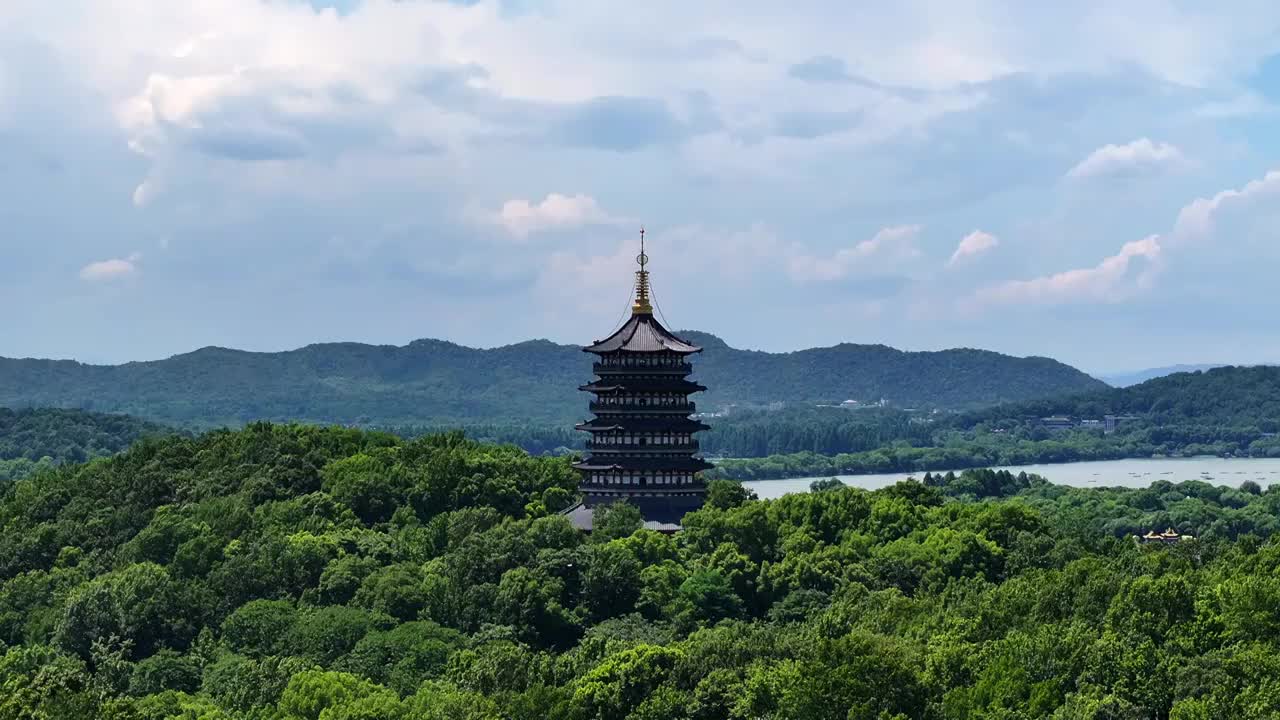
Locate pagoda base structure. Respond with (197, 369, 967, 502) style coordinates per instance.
(562, 491, 706, 534)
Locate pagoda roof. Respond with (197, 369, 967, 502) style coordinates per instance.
(572, 456, 714, 472)
(584, 313, 702, 355)
(575, 417, 710, 433)
(579, 378, 707, 394)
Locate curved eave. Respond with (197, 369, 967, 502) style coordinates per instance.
(572, 458, 715, 472)
(579, 379, 707, 394)
(575, 418, 711, 433)
(583, 313, 702, 355)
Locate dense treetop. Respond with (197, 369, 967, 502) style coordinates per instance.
(0, 333, 1105, 427)
(0, 407, 165, 482)
(3, 424, 1280, 717)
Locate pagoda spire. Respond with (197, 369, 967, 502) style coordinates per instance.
(632, 227, 653, 315)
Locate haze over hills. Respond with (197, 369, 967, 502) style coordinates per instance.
(1098, 364, 1230, 388)
(0, 332, 1106, 428)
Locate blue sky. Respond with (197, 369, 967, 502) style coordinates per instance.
(2, 1, 1280, 373)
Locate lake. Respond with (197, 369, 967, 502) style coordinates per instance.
(742, 457, 1280, 500)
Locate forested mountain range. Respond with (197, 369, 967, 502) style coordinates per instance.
(6, 365, 1279, 486)
(399, 366, 1280, 464)
(0, 333, 1104, 428)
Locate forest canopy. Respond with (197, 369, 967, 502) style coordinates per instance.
(3, 424, 1280, 718)
(0, 407, 165, 482)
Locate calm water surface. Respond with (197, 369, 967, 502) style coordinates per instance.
(742, 457, 1280, 500)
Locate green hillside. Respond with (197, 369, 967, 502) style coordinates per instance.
(716, 366, 1280, 479)
(3, 424, 1280, 717)
(0, 334, 1106, 428)
(0, 407, 166, 481)
(963, 364, 1280, 426)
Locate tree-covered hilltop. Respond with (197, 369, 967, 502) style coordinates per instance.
(0, 333, 1105, 427)
(384, 406, 939, 459)
(5, 425, 1280, 717)
(0, 407, 167, 482)
(681, 331, 1105, 412)
(712, 366, 1280, 479)
(960, 364, 1280, 428)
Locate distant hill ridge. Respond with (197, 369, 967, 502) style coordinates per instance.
(0, 332, 1106, 428)
(1099, 364, 1232, 388)
(962, 365, 1280, 426)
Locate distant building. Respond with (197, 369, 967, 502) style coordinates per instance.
(1136, 528, 1195, 544)
(563, 229, 711, 534)
(1040, 416, 1075, 432)
(1105, 414, 1140, 434)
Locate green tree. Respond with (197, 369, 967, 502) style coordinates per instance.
(582, 542, 643, 622)
(277, 670, 403, 720)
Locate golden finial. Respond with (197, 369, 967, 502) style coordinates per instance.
(632, 227, 652, 315)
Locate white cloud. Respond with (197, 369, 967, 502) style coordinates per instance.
(538, 222, 781, 299)
(970, 236, 1161, 307)
(788, 225, 922, 281)
(10, 0, 1273, 208)
(1172, 169, 1280, 241)
(537, 221, 922, 319)
(6, 1, 1280, 366)
(80, 253, 141, 281)
(496, 193, 622, 238)
(948, 230, 999, 266)
(1065, 138, 1185, 180)
(966, 165, 1280, 312)
(132, 179, 158, 208)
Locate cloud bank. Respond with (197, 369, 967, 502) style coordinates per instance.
(1, 0, 1279, 371)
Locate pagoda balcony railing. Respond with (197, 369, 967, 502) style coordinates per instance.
(585, 441, 701, 453)
(579, 482, 707, 493)
(589, 401, 696, 414)
(592, 362, 693, 376)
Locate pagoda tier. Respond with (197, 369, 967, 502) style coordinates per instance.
(563, 229, 712, 532)
(572, 457, 714, 473)
(574, 417, 710, 434)
(578, 378, 707, 394)
(574, 332, 710, 496)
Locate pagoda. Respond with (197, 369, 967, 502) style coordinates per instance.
(563, 229, 712, 532)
